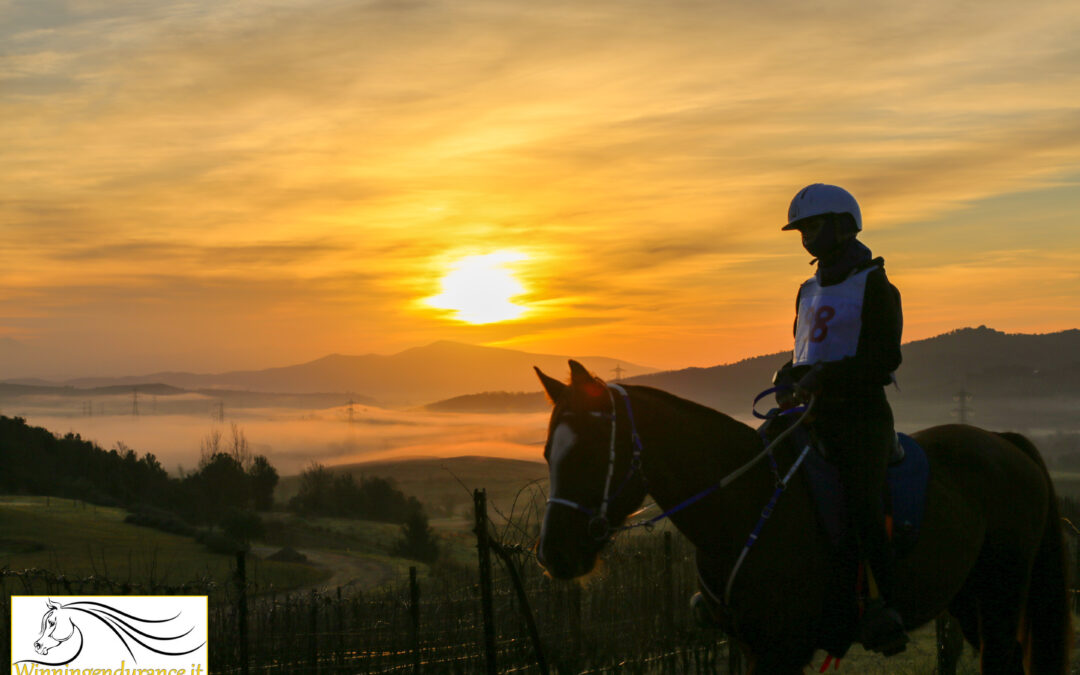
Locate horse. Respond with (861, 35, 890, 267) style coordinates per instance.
(534, 360, 1071, 674)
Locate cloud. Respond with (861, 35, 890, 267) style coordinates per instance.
(1, 0, 1079, 373)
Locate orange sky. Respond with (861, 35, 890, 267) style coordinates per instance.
(2, 0, 1079, 379)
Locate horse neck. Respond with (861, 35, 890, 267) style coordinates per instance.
(631, 387, 775, 554)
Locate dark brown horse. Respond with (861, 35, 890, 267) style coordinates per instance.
(535, 360, 1071, 674)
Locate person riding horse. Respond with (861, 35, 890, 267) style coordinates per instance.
(773, 183, 909, 655)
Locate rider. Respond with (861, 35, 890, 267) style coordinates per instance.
(774, 183, 908, 655)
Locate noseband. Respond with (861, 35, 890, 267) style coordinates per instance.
(546, 383, 644, 541)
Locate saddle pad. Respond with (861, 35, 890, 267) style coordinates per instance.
(801, 433, 929, 557)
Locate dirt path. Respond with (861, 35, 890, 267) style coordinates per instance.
(251, 545, 397, 595)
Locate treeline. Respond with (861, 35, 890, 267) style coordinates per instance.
(288, 463, 422, 523)
(0, 415, 277, 532)
(287, 463, 438, 562)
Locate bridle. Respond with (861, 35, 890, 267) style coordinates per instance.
(545, 382, 816, 545)
(546, 383, 645, 541)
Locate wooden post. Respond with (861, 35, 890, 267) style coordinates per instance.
(309, 591, 319, 674)
(235, 551, 249, 675)
(473, 489, 497, 675)
(410, 566, 421, 675)
(490, 540, 549, 675)
(336, 586, 345, 673)
(663, 531, 675, 635)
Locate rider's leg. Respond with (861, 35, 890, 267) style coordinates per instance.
(813, 393, 908, 653)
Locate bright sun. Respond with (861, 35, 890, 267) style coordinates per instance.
(426, 251, 530, 324)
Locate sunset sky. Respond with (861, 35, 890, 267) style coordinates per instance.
(3, 0, 1079, 379)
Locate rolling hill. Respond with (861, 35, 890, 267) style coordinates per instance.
(276, 455, 548, 519)
(7, 341, 655, 406)
(624, 326, 1080, 432)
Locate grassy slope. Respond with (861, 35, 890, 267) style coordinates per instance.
(276, 455, 549, 520)
(0, 496, 328, 592)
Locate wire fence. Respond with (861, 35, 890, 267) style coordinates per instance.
(6, 492, 1080, 674)
(1, 489, 734, 674)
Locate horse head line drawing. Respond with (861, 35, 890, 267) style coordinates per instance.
(22, 598, 205, 667)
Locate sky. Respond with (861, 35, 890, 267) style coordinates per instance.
(3, 0, 1079, 379)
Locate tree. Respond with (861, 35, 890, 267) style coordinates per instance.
(289, 462, 334, 515)
(195, 452, 249, 524)
(394, 508, 438, 562)
(229, 422, 253, 470)
(248, 455, 278, 511)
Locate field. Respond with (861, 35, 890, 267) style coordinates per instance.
(275, 455, 550, 519)
(0, 496, 328, 593)
(5, 457, 1080, 673)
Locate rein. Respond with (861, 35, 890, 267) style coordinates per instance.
(546, 383, 816, 543)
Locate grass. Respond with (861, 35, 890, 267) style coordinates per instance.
(259, 510, 481, 577)
(0, 496, 328, 593)
(810, 622, 980, 674)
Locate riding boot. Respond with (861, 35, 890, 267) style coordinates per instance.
(858, 535, 909, 655)
(847, 480, 908, 654)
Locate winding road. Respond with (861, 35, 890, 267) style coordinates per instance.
(251, 545, 397, 596)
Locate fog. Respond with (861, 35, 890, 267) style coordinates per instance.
(16, 403, 554, 476)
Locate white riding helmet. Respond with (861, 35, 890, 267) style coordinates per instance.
(783, 183, 862, 232)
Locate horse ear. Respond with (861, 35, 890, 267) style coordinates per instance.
(534, 367, 566, 403)
(47, 599, 59, 609)
(568, 360, 594, 387)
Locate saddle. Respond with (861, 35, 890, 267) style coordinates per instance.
(762, 415, 930, 558)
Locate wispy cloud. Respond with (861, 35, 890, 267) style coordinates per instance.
(1, 0, 1078, 374)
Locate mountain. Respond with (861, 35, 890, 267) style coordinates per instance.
(18, 341, 656, 406)
(624, 326, 1080, 432)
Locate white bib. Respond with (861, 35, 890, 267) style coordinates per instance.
(793, 266, 876, 367)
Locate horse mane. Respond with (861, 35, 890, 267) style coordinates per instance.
(623, 384, 755, 434)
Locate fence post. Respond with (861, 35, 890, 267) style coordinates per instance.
(410, 566, 421, 675)
(309, 591, 319, 674)
(490, 541, 549, 675)
(336, 586, 345, 673)
(663, 531, 675, 636)
(235, 550, 249, 675)
(474, 489, 498, 675)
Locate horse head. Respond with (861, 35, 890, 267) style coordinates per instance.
(34, 600, 76, 656)
(534, 360, 649, 579)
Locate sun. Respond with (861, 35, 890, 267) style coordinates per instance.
(426, 251, 530, 324)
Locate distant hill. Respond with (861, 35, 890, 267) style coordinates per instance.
(625, 327, 1080, 432)
(0, 382, 373, 416)
(14, 341, 655, 406)
(425, 391, 549, 413)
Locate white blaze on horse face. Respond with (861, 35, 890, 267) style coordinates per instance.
(548, 422, 577, 499)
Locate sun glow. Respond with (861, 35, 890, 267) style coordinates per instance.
(426, 251, 530, 324)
